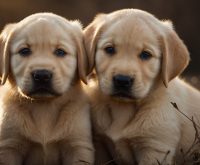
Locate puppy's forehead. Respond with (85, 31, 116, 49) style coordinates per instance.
(100, 17, 160, 50)
(13, 17, 75, 46)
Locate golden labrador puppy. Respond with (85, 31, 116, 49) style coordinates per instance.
(84, 9, 200, 164)
(0, 13, 94, 165)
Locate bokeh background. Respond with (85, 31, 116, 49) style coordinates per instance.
(0, 0, 199, 88)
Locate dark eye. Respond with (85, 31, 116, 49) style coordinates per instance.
(54, 48, 67, 57)
(104, 46, 116, 55)
(18, 47, 32, 57)
(139, 51, 152, 61)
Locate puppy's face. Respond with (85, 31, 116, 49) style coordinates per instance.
(84, 9, 189, 101)
(0, 13, 87, 99)
(95, 18, 161, 99)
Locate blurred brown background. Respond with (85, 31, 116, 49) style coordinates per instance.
(0, 0, 199, 87)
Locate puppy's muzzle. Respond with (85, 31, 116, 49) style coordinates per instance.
(112, 74, 133, 98)
(30, 69, 56, 96)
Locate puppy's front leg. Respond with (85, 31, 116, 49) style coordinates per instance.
(60, 139, 94, 165)
(94, 136, 116, 165)
(0, 138, 27, 165)
(137, 148, 176, 165)
(113, 140, 137, 165)
(0, 149, 23, 165)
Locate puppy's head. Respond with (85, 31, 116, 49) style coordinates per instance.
(84, 9, 189, 101)
(0, 13, 87, 99)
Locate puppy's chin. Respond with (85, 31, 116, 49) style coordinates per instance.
(29, 92, 61, 100)
(110, 90, 146, 102)
(18, 88, 61, 100)
(111, 93, 138, 103)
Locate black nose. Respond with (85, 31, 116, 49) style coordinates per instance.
(113, 74, 133, 89)
(32, 70, 52, 83)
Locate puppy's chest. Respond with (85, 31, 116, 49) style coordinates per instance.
(95, 103, 136, 140)
(95, 103, 159, 141)
(20, 105, 71, 144)
(32, 109, 57, 142)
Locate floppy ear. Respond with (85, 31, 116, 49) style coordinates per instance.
(71, 21, 89, 84)
(161, 22, 190, 87)
(83, 14, 106, 74)
(0, 24, 15, 85)
(76, 36, 88, 84)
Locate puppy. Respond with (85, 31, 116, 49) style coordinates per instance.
(84, 9, 200, 164)
(0, 13, 94, 165)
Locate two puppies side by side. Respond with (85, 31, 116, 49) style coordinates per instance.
(0, 13, 94, 165)
(84, 9, 200, 164)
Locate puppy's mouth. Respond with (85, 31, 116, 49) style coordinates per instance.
(28, 87, 60, 98)
(111, 91, 133, 99)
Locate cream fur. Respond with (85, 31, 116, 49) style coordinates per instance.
(84, 9, 200, 165)
(0, 13, 93, 165)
